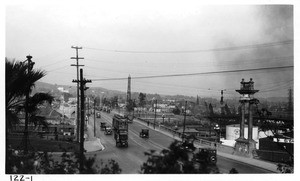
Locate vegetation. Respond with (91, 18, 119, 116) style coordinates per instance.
(140, 140, 219, 174)
(126, 99, 136, 112)
(138, 92, 146, 107)
(6, 58, 54, 130)
(6, 58, 123, 174)
(6, 147, 122, 174)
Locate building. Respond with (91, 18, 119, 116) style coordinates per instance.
(257, 132, 293, 163)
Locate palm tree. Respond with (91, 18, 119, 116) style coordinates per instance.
(6, 58, 53, 151)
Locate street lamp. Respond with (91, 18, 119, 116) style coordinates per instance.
(214, 124, 220, 143)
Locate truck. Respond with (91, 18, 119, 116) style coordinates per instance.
(112, 114, 128, 147)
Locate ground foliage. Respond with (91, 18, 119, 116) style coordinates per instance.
(6, 147, 122, 174)
(140, 140, 219, 174)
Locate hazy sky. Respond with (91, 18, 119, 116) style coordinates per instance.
(5, 1, 294, 98)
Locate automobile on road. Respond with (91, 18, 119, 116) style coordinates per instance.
(139, 129, 149, 138)
(105, 126, 112, 135)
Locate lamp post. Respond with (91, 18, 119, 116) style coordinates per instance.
(133, 99, 136, 119)
(214, 124, 220, 143)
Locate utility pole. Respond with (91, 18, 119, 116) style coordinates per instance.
(87, 97, 90, 116)
(71, 46, 84, 142)
(154, 99, 157, 129)
(133, 99, 135, 119)
(182, 100, 187, 141)
(22, 55, 35, 154)
(94, 98, 96, 137)
(73, 69, 91, 172)
(288, 88, 293, 117)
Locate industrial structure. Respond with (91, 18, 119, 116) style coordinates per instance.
(235, 78, 259, 157)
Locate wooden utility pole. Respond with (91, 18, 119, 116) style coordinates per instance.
(73, 69, 91, 172)
(154, 99, 157, 129)
(71, 46, 84, 142)
(94, 99, 96, 137)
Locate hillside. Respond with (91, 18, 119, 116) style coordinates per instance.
(33, 81, 288, 105)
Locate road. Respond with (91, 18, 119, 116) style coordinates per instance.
(85, 111, 273, 174)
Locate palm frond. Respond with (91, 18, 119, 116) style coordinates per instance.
(27, 93, 54, 114)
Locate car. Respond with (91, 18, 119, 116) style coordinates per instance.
(181, 139, 195, 151)
(139, 129, 149, 138)
(193, 147, 217, 165)
(96, 112, 101, 118)
(104, 126, 112, 135)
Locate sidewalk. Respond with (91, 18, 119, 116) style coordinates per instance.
(84, 116, 105, 153)
(217, 151, 279, 173)
(84, 137, 104, 152)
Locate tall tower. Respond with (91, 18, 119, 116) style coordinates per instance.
(220, 90, 225, 115)
(235, 78, 259, 157)
(126, 75, 131, 104)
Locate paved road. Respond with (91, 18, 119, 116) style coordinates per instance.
(86, 111, 272, 174)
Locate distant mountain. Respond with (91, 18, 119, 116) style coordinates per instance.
(34, 81, 289, 104)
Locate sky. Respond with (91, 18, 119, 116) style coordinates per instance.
(5, 0, 295, 99)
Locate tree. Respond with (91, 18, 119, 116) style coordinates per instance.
(6, 147, 122, 174)
(6, 59, 54, 128)
(138, 92, 146, 107)
(229, 168, 238, 173)
(110, 96, 119, 108)
(140, 140, 219, 174)
(209, 103, 214, 116)
(102, 97, 110, 107)
(6, 58, 54, 172)
(172, 106, 181, 115)
(224, 104, 232, 115)
(126, 99, 136, 112)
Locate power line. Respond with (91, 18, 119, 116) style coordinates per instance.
(39, 58, 69, 69)
(83, 40, 293, 54)
(47, 65, 70, 72)
(91, 65, 293, 81)
(84, 56, 293, 70)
